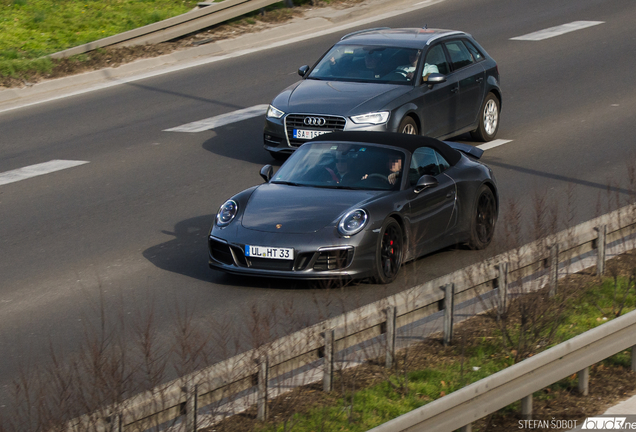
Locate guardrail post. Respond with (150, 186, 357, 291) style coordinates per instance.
(323, 329, 334, 392)
(578, 367, 589, 396)
(284, 0, 294, 7)
(109, 412, 122, 432)
(460, 424, 472, 432)
(521, 394, 533, 420)
(632, 346, 636, 373)
(257, 356, 269, 421)
(443, 283, 454, 346)
(385, 306, 397, 368)
(596, 225, 607, 276)
(185, 384, 198, 431)
(497, 262, 509, 319)
(549, 244, 559, 297)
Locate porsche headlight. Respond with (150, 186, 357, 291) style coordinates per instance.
(338, 209, 368, 236)
(216, 200, 238, 227)
(266, 105, 285, 119)
(349, 111, 390, 125)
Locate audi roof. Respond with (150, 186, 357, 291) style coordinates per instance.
(339, 28, 471, 49)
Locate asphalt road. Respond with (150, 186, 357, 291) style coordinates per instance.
(1, 0, 635, 410)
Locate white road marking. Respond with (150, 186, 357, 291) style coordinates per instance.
(511, 21, 604, 41)
(164, 104, 270, 133)
(0, 160, 89, 186)
(477, 139, 512, 151)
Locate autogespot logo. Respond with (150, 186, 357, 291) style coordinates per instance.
(304, 116, 326, 126)
(582, 417, 629, 429)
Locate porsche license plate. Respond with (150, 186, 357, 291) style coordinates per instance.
(245, 245, 294, 260)
(293, 129, 330, 140)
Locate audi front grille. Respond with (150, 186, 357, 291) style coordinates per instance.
(285, 114, 346, 147)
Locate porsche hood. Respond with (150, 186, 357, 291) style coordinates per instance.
(241, 184, 380, 234)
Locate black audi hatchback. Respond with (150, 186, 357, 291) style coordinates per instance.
(264, 27, 501, 159)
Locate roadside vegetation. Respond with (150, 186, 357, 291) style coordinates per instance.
(210, 262, 636, 432)
(0, 0, 339, 87)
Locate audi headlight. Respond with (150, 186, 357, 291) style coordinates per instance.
(267, 105, 285, 119)
(338, 209, 368, 236)
(349, 111, 390, 125)
(216, 200, 238, 227)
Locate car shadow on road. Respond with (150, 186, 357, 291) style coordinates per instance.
(200, 115, 286, 167)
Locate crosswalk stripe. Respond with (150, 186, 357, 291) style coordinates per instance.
(511, 21, 604, 41)
(164, 104, 269, 133)
(0, 160, 89, 186)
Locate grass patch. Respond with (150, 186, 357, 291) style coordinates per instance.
(0, 0, 200, 61)
(0, 0, 328, 84)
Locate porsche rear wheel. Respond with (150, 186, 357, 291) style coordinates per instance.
(373, 219, 404, 284)
(468, 185, 497, 250)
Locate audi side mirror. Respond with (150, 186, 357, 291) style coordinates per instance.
(425, 73, 446, 89)
(298, 65, 310, 77)
(260, 165, 273, 182)
(414, 175, 438, 193)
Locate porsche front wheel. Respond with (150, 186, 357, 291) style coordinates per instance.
(373, 218, 404, 284)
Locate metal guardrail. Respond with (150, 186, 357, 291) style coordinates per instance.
(369, 308, 636, 432)
(65, 202, 636, 431)
(49, 0, 284, 59)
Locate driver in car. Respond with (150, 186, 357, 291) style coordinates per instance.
(362, 156, 403, 185)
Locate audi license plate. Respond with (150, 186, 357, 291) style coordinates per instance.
(245, 245, 294, 260)
(293, 129, 330, 140)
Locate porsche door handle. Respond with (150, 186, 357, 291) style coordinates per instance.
(446, 190, 455, 198)
(450, 86, 459, 93)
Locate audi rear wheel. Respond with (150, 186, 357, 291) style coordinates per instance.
(470, 93, 500, 142)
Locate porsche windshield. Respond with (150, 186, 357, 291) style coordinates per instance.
(272, 142, 405, 190)
(308, 45, 421, 84)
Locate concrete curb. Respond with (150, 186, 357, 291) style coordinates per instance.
(0, 0, 444, 113)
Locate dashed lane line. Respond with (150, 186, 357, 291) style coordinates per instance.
(0, 160, 89, 186)
(511, 21, 604, 41)
(477, 139, 512, 151)
(163, 103, 514, 152)
(164, 104, 269, 133)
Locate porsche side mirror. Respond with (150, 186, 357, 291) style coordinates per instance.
(260, 165, 273, 182)
(414, 175, 438, 193)
(298, 65, 310, 77)
(425, 73, 446, 89)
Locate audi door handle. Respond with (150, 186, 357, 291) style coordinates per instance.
(451, 86, 459, 93)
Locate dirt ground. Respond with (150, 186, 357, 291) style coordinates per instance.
(0, 0, 364, 89)
(208, 252, 636, 431)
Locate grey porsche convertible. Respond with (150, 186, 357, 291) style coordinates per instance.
(209, 131, 497, 283)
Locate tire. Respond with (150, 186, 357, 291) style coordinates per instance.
(398, 116, 418, 135)
(467, 185, 497, 250)
(373, 218, 404, 284)
(269, 151, 288, 161)
(470, 93, 500, 142)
